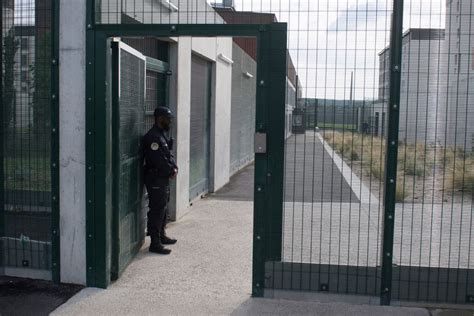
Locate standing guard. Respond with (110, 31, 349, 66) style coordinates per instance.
(142, 106, 178, 255)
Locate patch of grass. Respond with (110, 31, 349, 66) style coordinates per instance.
(395, 175, 407, 202)
(323, 131, 474, 200)
(3, 157, 51, 191)
(400, 144, 433, 177)
(324, 131, 386, 179)
(444, 155, 474, 193)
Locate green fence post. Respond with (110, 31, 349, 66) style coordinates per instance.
(0, 2, 4, 270)
(51, 0, 61, 283)
(252, 26, 270, 298)
(265, 24, 287, 262)
(252, 23, 287, 297)
(380, 0, 404, 306)
(93, 31, 112, 289)
(86, 0, 97, 287)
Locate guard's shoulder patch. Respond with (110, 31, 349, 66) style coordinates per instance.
(150, 142, 159, 151)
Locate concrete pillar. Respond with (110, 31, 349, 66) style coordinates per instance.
(171, 37, 192, 220)
(211, 38, 232, 191)
(59, 0, 87, 284)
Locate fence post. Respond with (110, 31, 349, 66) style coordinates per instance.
(380, 0, 404, 306)
(51, 0, 61, 283)
(0, 0, 4, 265)
(85, 0, 97, 287)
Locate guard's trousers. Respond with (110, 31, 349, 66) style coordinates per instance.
(145, 175, 170, 240)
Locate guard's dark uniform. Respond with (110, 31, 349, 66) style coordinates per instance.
(142, 108, 178, 253)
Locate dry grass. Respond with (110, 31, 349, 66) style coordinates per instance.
(398, 143, 435, 177)
(444, 153, 474, 193)
(322, 131, 474, 200)
(395, 176, 407, 202)
(323, 130, 386, 177)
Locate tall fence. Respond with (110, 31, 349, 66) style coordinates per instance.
(90, 0, 473, 305)
(1, 0, 58, 280)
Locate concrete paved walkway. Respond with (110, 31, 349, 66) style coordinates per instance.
(53, 166, 433, 315)
(285, 134, 359, 203)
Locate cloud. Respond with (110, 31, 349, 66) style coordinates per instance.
(328, 1, 389, 32)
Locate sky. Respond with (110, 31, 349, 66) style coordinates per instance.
(14, 0, 35, 25)
(13, 0, 448, 100)
(231, 0, 447, 100)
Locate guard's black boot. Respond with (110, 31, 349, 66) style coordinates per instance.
(149, 244, 171, 255)
(161, 235, 177, 245)
(149, 232, 171, 255)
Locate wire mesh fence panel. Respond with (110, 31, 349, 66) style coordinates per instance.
(1, 0, 54, 276)
(264, 0, 392, 298)
(93, 0, 474, 304)
(391, 0, 474, 304)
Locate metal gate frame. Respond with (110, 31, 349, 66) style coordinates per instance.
(85, 18, 288, 297)
(110, 40, 147, 281)
(0, 0, 60, 283)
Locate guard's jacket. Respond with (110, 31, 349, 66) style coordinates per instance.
(142, 125, 178, 180)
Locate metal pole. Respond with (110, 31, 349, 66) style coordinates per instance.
(380, 0, 404, 306)
(51, 0, 61, 284)
(350, 71, 353, 107)
(0, 0, 5, 273)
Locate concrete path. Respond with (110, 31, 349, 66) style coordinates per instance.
(53, 198, 255, 315)
(53, 166, 434, 315)
(285, 133, 359, 203)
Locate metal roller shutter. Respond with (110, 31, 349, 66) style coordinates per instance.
(189, 55, 212, 200)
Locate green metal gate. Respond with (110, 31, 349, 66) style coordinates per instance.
(1, 0, 59, 282)
(86, 22, 287, 292)
(111, 40, 147, 280)
(88, 0, 474, 306)
(109, 39, 170, 280)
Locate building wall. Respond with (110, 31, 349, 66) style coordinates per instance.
(168, 36, 233, 220)
(379, 29, 447, 145)
(99, 0, 224, 24)
(169, 37, 191, 221)
(229, 42, 256, 175)
(446, 0, 474, 151)
(379, 7, 474, 150)
(207, 37, 233, 191)
(399, 31, 446, 145)
(58, 0, 234, 284)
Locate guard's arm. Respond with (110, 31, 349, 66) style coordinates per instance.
(145, 140, 175, 177)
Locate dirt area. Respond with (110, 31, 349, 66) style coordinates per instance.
(0, 277, 83, 316)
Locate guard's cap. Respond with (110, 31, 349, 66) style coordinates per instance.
(154, 106, 175, 118)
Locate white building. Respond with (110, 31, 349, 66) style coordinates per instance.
(445, 0, 474, 151)
(377, 0, 474, 151)
(378, 29, 446, 145)
(59, 0, 235, 284)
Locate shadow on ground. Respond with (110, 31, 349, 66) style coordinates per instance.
(230, 297, 431, 316)
(0, 277, 83, 316)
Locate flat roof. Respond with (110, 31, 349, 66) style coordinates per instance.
(378, 28, 445, 56)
